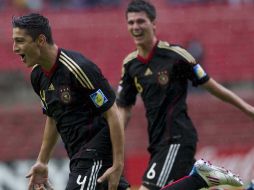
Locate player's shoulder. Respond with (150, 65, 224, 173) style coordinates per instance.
(59, 48, 87, 64)
(59, 48, 96, 70)
(30, 64, 43, 92)
(58, 48, 101, 89)
(157, 40, 196, 64)
(123, 50, 138, 65)
(31, 64, 41, 79)
(31, 64, 40, 72)
(157, 40, 171, 49)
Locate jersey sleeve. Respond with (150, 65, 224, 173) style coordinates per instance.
(116, 60, 138, 107)
(189, 63, 210, 86)
(170, 45, 210, 86)
(74, 59, 116, 114)
(30, 66, 40, 96)
(30, 66, 52, 116)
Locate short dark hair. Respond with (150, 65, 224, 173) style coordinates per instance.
(126, 0, 156, 21)
(12, 13, 54, 44)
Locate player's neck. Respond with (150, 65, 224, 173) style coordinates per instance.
(137, 38, 157, 58)
(39, 44, 58, 71)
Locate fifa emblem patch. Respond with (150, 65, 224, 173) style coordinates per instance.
(193, 64, 207, 79)
(90, 89, 108, 108)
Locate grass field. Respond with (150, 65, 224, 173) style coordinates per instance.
(201, 185, 246, 190)
(130, 185, 247, 190)
(199, 186, 245, 190)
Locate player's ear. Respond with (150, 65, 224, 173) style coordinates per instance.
(152, 20, 156, 32)
(37, 34, 47, 46)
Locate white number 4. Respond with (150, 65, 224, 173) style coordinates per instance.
(76, 175, 87, 190)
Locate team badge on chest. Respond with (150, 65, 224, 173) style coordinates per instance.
(157, 70, 169, 85)
(59, 86, 71, 104)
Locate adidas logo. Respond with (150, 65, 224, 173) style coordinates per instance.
(207, 176, 220, 186)
(144, 68, 153, 76)
(48, 83, 55, 91)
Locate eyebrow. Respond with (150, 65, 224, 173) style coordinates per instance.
(13, 36, 24, 39)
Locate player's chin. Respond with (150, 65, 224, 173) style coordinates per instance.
(26, 62, 36, 68)
(133, 37, 145, 45)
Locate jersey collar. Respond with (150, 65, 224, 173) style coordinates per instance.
(137, 40, 158, 64)
(42, 48, 60, 78)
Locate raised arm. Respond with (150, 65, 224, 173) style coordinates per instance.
(202, 78, 254, 119)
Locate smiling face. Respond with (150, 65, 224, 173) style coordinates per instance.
(127, 11, 156, 48)
(12, 27, 41, 68)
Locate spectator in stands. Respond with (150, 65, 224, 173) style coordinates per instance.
(48, 0, 122, 9)
(167, 0, 227, 6)
(185, 38, 206, 93)
(116, 0, 254, 190)
(0, 0, 6, 10)
(228, 0, 254, 6)
(12, 13, 129, 190)
(186, 38, 204, 66)
(12, 0, 43, 10)
(84, 0, 121, 7)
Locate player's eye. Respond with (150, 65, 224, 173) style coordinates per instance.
(128, 20, 134, 25)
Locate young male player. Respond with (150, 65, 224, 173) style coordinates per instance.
(12, 13, 130, 190)
(117, 0, 254, 190)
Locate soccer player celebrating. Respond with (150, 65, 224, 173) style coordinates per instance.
(12, 13, 130, 190)
(116, 0, 254, 190)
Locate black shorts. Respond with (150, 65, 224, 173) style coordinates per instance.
(142, 143, 196, 190)
(66, 158, 130, 190)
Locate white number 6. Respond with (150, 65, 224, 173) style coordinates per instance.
(147, 163, 156, 179)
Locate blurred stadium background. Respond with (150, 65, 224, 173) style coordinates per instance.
(0, 0, 254, 189)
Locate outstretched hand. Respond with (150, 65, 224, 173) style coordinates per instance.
(247, 105, 254, 120)
(33, 181, 54, 190)
(26, 162, 48, 190)
(97, 164, 123, 190)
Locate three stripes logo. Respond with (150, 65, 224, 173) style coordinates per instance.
(75, 160, 102, 190)
(59, 51, 94, 90)
(206, 175, 220, 186)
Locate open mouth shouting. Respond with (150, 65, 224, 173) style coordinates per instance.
(19, 53, 26, 63)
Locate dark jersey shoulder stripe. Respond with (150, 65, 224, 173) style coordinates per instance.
(158, 41, 196, 64)
(59, 51, 95, 90)
(32, 64, 40, 71)
(119, 50, 138, 85)
(123, 50, 138, 65)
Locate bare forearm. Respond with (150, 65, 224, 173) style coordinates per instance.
(37, 117, 59, 164)
(118, 105, 132, 128)
(105, 103, 125, 166)
(111, 123, 124, 166)
(203, 78, 254, 116)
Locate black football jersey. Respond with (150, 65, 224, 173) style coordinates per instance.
(117, 41, 210, 153)
(31, 48, 116, 160)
